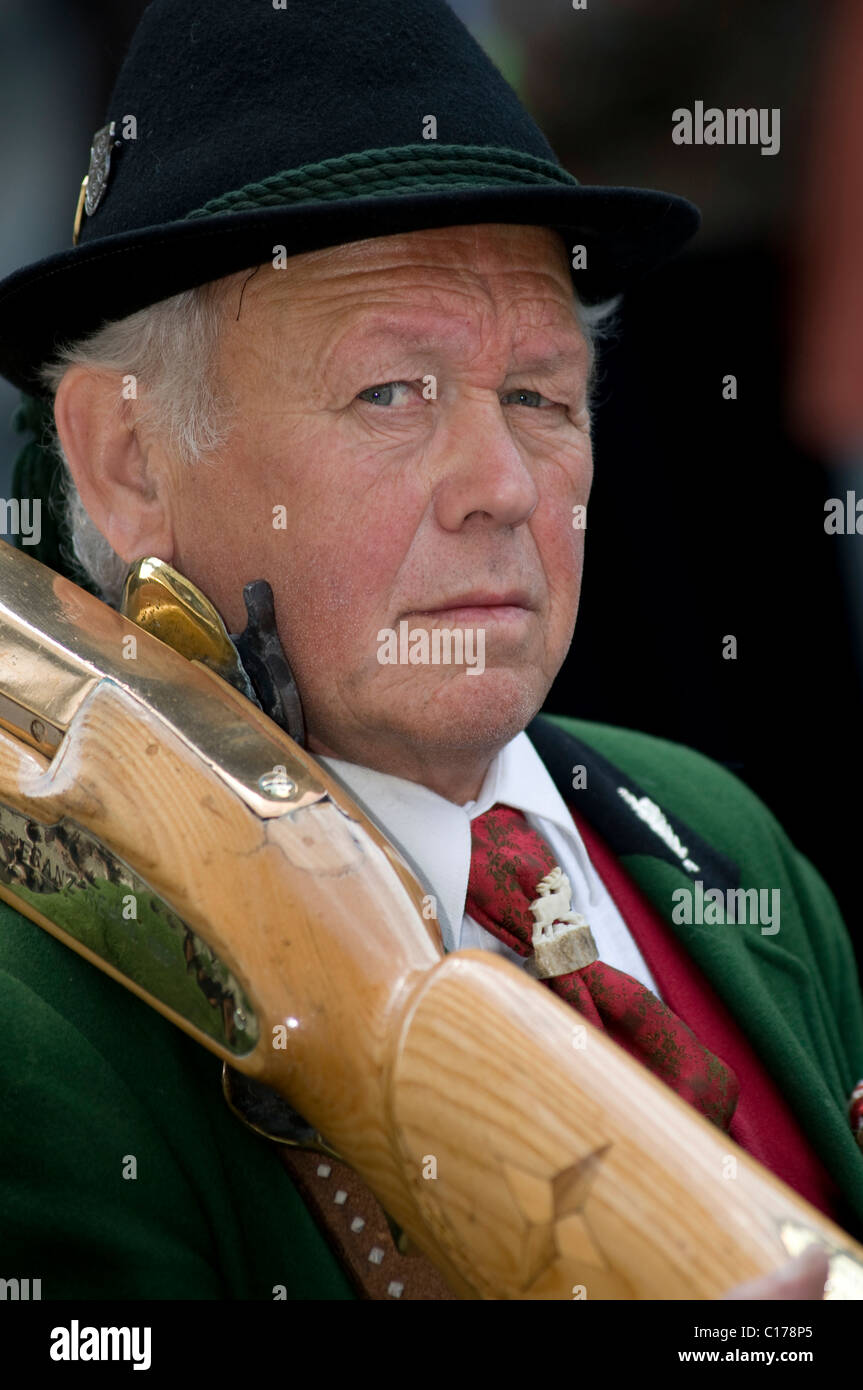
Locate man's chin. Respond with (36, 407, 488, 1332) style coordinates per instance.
(384, 666, 551, 753)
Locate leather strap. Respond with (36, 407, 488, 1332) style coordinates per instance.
(278, 1147, 459, 1300)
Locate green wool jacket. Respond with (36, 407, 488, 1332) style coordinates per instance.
(1, 713, 862, 1299)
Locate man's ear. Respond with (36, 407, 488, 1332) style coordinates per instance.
(53, 365, 176, 565)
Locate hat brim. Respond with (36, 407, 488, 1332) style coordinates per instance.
(0, 182, 699, 397)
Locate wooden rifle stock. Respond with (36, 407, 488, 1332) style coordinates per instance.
(1, 541, 862, 1299)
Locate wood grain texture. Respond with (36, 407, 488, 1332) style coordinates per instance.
(1, 675, 862, 1299)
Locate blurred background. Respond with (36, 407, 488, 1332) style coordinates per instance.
(1, 0, 861, 966)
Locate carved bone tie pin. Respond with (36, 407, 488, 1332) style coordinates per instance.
(529, 867, 598, 979)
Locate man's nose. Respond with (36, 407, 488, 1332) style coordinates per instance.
(431, 397, 540, 531)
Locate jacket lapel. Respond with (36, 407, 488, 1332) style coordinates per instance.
(526, 714, 863, 1227)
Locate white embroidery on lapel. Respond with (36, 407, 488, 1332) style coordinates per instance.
(616, 787, 701, 874)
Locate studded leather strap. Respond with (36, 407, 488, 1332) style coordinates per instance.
(278, 1147, 459, 1300)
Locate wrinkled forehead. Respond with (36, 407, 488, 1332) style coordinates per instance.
(222, 223, 585, 354)
(285, 221, 572, 274)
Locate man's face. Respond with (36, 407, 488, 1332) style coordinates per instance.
(165, 223, 593, 782)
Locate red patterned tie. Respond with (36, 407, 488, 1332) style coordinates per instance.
(465, 803, 740, 1130)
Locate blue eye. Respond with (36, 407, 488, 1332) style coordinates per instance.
(356, 382, 409, 406)
(502, 389, 547, 407)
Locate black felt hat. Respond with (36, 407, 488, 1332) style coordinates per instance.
(0, 0, 699, 400)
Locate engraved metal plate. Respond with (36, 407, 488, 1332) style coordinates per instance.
(0, 543, 327, 820)
(0, 800, 258, 1057)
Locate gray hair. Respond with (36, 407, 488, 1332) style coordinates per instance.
(38, 275, 239, 608)
(38, 268, 620, 609)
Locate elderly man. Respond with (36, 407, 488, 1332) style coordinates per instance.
(0, 0, 861, 1302)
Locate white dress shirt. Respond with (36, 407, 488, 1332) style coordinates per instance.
(316, 730, 663, 998)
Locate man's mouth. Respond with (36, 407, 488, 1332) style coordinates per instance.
(407, 590, 534, 623)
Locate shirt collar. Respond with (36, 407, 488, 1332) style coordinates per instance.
(316, 730, 581, 954)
